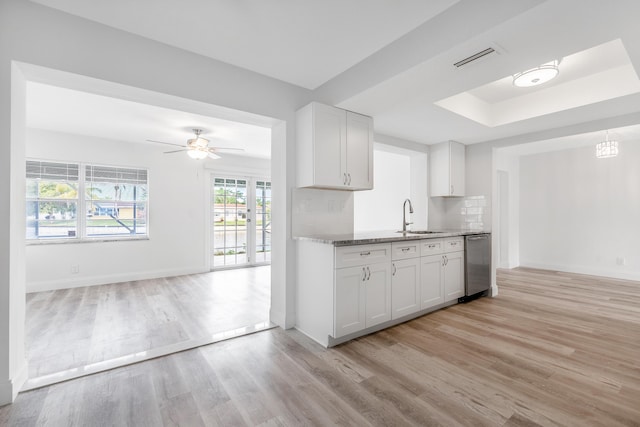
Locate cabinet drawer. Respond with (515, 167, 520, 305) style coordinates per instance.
(444, 237, 464, 253)
(336, 243, 391, 268)
(392, 241, 420, 260)
(420, 239, 444, 256)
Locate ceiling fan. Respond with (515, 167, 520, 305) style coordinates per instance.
(146, 129, 244, 160)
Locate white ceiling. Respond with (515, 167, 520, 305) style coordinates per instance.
(30, 0, 458, 90)
(26, 82, 272, 158)
(27, 0, 640, 150)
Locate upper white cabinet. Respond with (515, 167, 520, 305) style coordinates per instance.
(296, 102, 373, 191)
(429, 140, 465, 197)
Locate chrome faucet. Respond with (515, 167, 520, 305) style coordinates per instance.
(402, 198, 414, 233)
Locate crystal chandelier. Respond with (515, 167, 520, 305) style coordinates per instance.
(596, 130, 619, 159)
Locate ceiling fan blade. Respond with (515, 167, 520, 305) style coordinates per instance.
(164, 149, 189, 154)
(147, 139, 186, 148)
(208, 152, 221, 160)
(209, 147, 245, 152)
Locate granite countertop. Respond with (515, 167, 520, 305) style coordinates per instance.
(294, 229, 490, 246)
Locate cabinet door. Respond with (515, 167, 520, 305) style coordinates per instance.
(391, 258, 421, 320)
(314, 103, 346, 188)
(444, 251, 464, 302)
(429, 141, 465, 197)
(421, 254, 444, 309)
(334, 266, 366, 338)
(364, 262, 392, 328)
(345, 111, 373, 190)
(449, 141, 465, 196)
(429, 141, 449, 197)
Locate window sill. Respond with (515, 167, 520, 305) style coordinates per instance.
(26, 236, 150, 246)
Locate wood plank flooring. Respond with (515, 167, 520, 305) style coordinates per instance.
(4, 267, 639, 426)
(25, 266, 271, 379)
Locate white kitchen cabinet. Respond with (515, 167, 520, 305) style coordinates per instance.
(334, 243, 391, 339)
(335, 262, 391, 338)
(363, 262, 392, 328)
(420, 237, 465, 308)
(296, 236, 466, 348)
(443, 250, 464, 302)
(391, 241, 421, 320)
(430, 140, 465, 197)
(391, 258, 421, 319)
(420, 254, 444, 309)
(334, 266, 366, 337)
(296, 102, 373, 190)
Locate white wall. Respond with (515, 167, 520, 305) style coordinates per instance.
(519, 141, 640, 280)
(25, 129, 272, 292)
(354, 148, 412, 232)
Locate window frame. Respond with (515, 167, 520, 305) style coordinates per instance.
(26, 159, 150, 244)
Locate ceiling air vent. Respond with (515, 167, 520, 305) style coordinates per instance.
(453, 47, 496, 68)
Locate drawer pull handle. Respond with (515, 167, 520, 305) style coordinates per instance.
(360, 251, 371, 256)
(401, 247, 411, 252)
(428, 244, 436, 248)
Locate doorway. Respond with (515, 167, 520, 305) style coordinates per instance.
(211, 176, 271, 269)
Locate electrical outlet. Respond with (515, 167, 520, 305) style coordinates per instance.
(616, 257, 626, 266)
(71, 264, 79, 274)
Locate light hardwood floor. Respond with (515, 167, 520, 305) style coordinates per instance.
(3, 267, 639, 426)
(25, 266, 271, 379)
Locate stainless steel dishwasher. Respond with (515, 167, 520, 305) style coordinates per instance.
(462, 233, 491, 301)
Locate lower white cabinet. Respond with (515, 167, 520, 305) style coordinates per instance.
(420, 254, 444, 309)
(420, 237, 465, 308)
(296, 237, 466, 348)
(391, 258, 421, 319)
(443, 250, 464, 302)
(334, 245, 392, 339)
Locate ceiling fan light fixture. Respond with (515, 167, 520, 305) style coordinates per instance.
(188, 137, 209, 148)
(596, 130, 619, 158)
(513, 60, 559, 87)
(187, 148, 208, 160)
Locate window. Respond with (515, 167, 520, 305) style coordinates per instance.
(26, 160, 148, 241)
(85, 165, 148, 237)
(26, 161, 79, 239)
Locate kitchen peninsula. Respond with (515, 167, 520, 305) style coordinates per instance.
(295, 230, 490, 347)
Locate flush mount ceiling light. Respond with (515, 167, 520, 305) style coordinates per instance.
(596, 130, 619, 158)
(513, 60, 559, 87)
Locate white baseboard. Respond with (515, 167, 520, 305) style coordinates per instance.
(0, 359, 28, 405)
(26, 266, 210, 293)
(518, 262, 640, 282)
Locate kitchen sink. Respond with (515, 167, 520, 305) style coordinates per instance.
(396, 230, 443, 234)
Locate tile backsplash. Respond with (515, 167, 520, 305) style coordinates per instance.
(429, 195, 490, 231)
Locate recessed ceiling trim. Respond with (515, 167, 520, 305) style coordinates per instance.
(453, 48, 496, 68)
